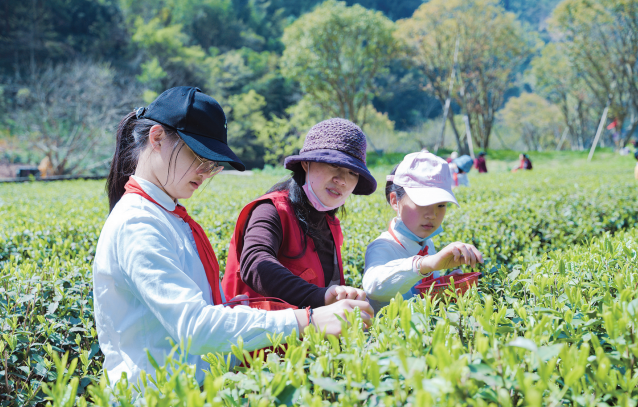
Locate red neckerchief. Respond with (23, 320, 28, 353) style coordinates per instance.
(388, 224, 429, 256)
(124, 177, 223, 305)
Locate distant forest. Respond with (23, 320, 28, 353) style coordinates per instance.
(8, 0, 608, 173)
(0, 0, 560, 130)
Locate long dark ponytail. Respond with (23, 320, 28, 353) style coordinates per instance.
(106, 111, 180, 212)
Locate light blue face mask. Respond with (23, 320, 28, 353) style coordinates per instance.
(394, 218, 443, 244)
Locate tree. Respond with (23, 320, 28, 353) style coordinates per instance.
(5, 61, 140, 175)
(119, 0, 285, 53)
(550, 0, 638, 147)
(500, 0, 563, 29)
(205, 48, 298, 118)
(280, 0, 399, 129)
(531, 43, 599, 150)
(256, 96, 322, 165)
(131, 17, 209, 96)
(344, 0, 424, 20)
(397, 0, 538, 153)
(0, 0, 126, 74)
(499, 93, 564, 151)
(222, 90, 269, 168)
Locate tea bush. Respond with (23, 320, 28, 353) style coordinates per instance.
(1, 157, 637, 405)
(45, 229, 638, 406)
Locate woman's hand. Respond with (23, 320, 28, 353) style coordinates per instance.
(419, 242, 483, 275)
(226, 294, 249, 306)
(324, 285, 367, 305)
(294, 300, 374, 337)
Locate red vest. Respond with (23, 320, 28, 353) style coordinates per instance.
(222, 190, 345, 300)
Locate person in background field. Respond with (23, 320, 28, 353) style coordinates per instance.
(446, 151, 459, 164)
(38, 155, 53, 178)
(512, 153, 533, 172)
(222, 118, 377, 309)
(474, 151, 487, 173)
(93, 87, 373, 386)
(362, 151, 483, 313)
(634, 150, 638, 180)
(449, 154, 473, 187)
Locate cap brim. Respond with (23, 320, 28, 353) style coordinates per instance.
(178, 130, 246, 171)
(284, 149, 377, 195)
(403, 186, 459, 208)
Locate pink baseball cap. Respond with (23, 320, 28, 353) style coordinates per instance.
(386, 151, 459, 207)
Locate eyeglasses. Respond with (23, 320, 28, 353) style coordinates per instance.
(185, 144, 224, 176)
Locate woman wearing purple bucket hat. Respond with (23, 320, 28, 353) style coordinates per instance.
(222, 118, 377, 308)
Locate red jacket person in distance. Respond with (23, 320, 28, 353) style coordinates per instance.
(222, 118, 378, 308)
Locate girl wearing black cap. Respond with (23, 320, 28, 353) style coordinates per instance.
(222, 118, 377, 309)
(93, 88, 373, 386)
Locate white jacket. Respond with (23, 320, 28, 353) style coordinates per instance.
(362, 218, 440, 313)
(93, 176, 297, 386)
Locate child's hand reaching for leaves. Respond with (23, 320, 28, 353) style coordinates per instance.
(418, 242, 483, 276)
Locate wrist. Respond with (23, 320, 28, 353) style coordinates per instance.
(417, 255, 435, 276)
(293, 309, 308, 337)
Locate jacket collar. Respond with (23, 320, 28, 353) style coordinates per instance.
(131, 175, 177, 211)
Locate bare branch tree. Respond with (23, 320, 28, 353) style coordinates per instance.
(551, 0, 638, 147)
(6, 60, 141, 175)
(398, 0, 536, 153)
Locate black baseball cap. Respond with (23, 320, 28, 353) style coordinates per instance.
(137, 86, 245, 171)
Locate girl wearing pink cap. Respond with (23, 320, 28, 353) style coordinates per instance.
(362, 151, 484, 312)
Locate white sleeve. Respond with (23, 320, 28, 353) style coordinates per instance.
(117, 214, 298, 355)
(362, 240, 424, 302)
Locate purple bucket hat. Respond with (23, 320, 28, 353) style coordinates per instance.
(284, 118, 377, 195)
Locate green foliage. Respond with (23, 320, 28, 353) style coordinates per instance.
(2, 157, 638, 405)
(255, 116, 301, 166)
(530, 43, 599, 150)
(344, 0, 423, 20)
(498, 93, 564, 151)
(398, 0, 540, 151)
(500, 0, 563, 27)
(223, 90, 269, 168)
(41, 228, 638, 404)
(6, 0, 613, 169)
(119, 0, 287, 52)
(4, 0, 604, 172)
(548, 0, 638, 147)
(131, 16, 208, 92)
(281, 0, 400, 128)
(254, 96, 324, 165)
(0, 0, 125, 72)
(0, 181, 104, 405)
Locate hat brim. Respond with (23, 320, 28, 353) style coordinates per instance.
(403, 186, 459, 208)
(178, 130, 246, 171)
(284, 149, 377, 195)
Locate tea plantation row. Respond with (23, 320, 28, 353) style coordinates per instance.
(78, 228, 638, 406)
(0, 158, 637, 405)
